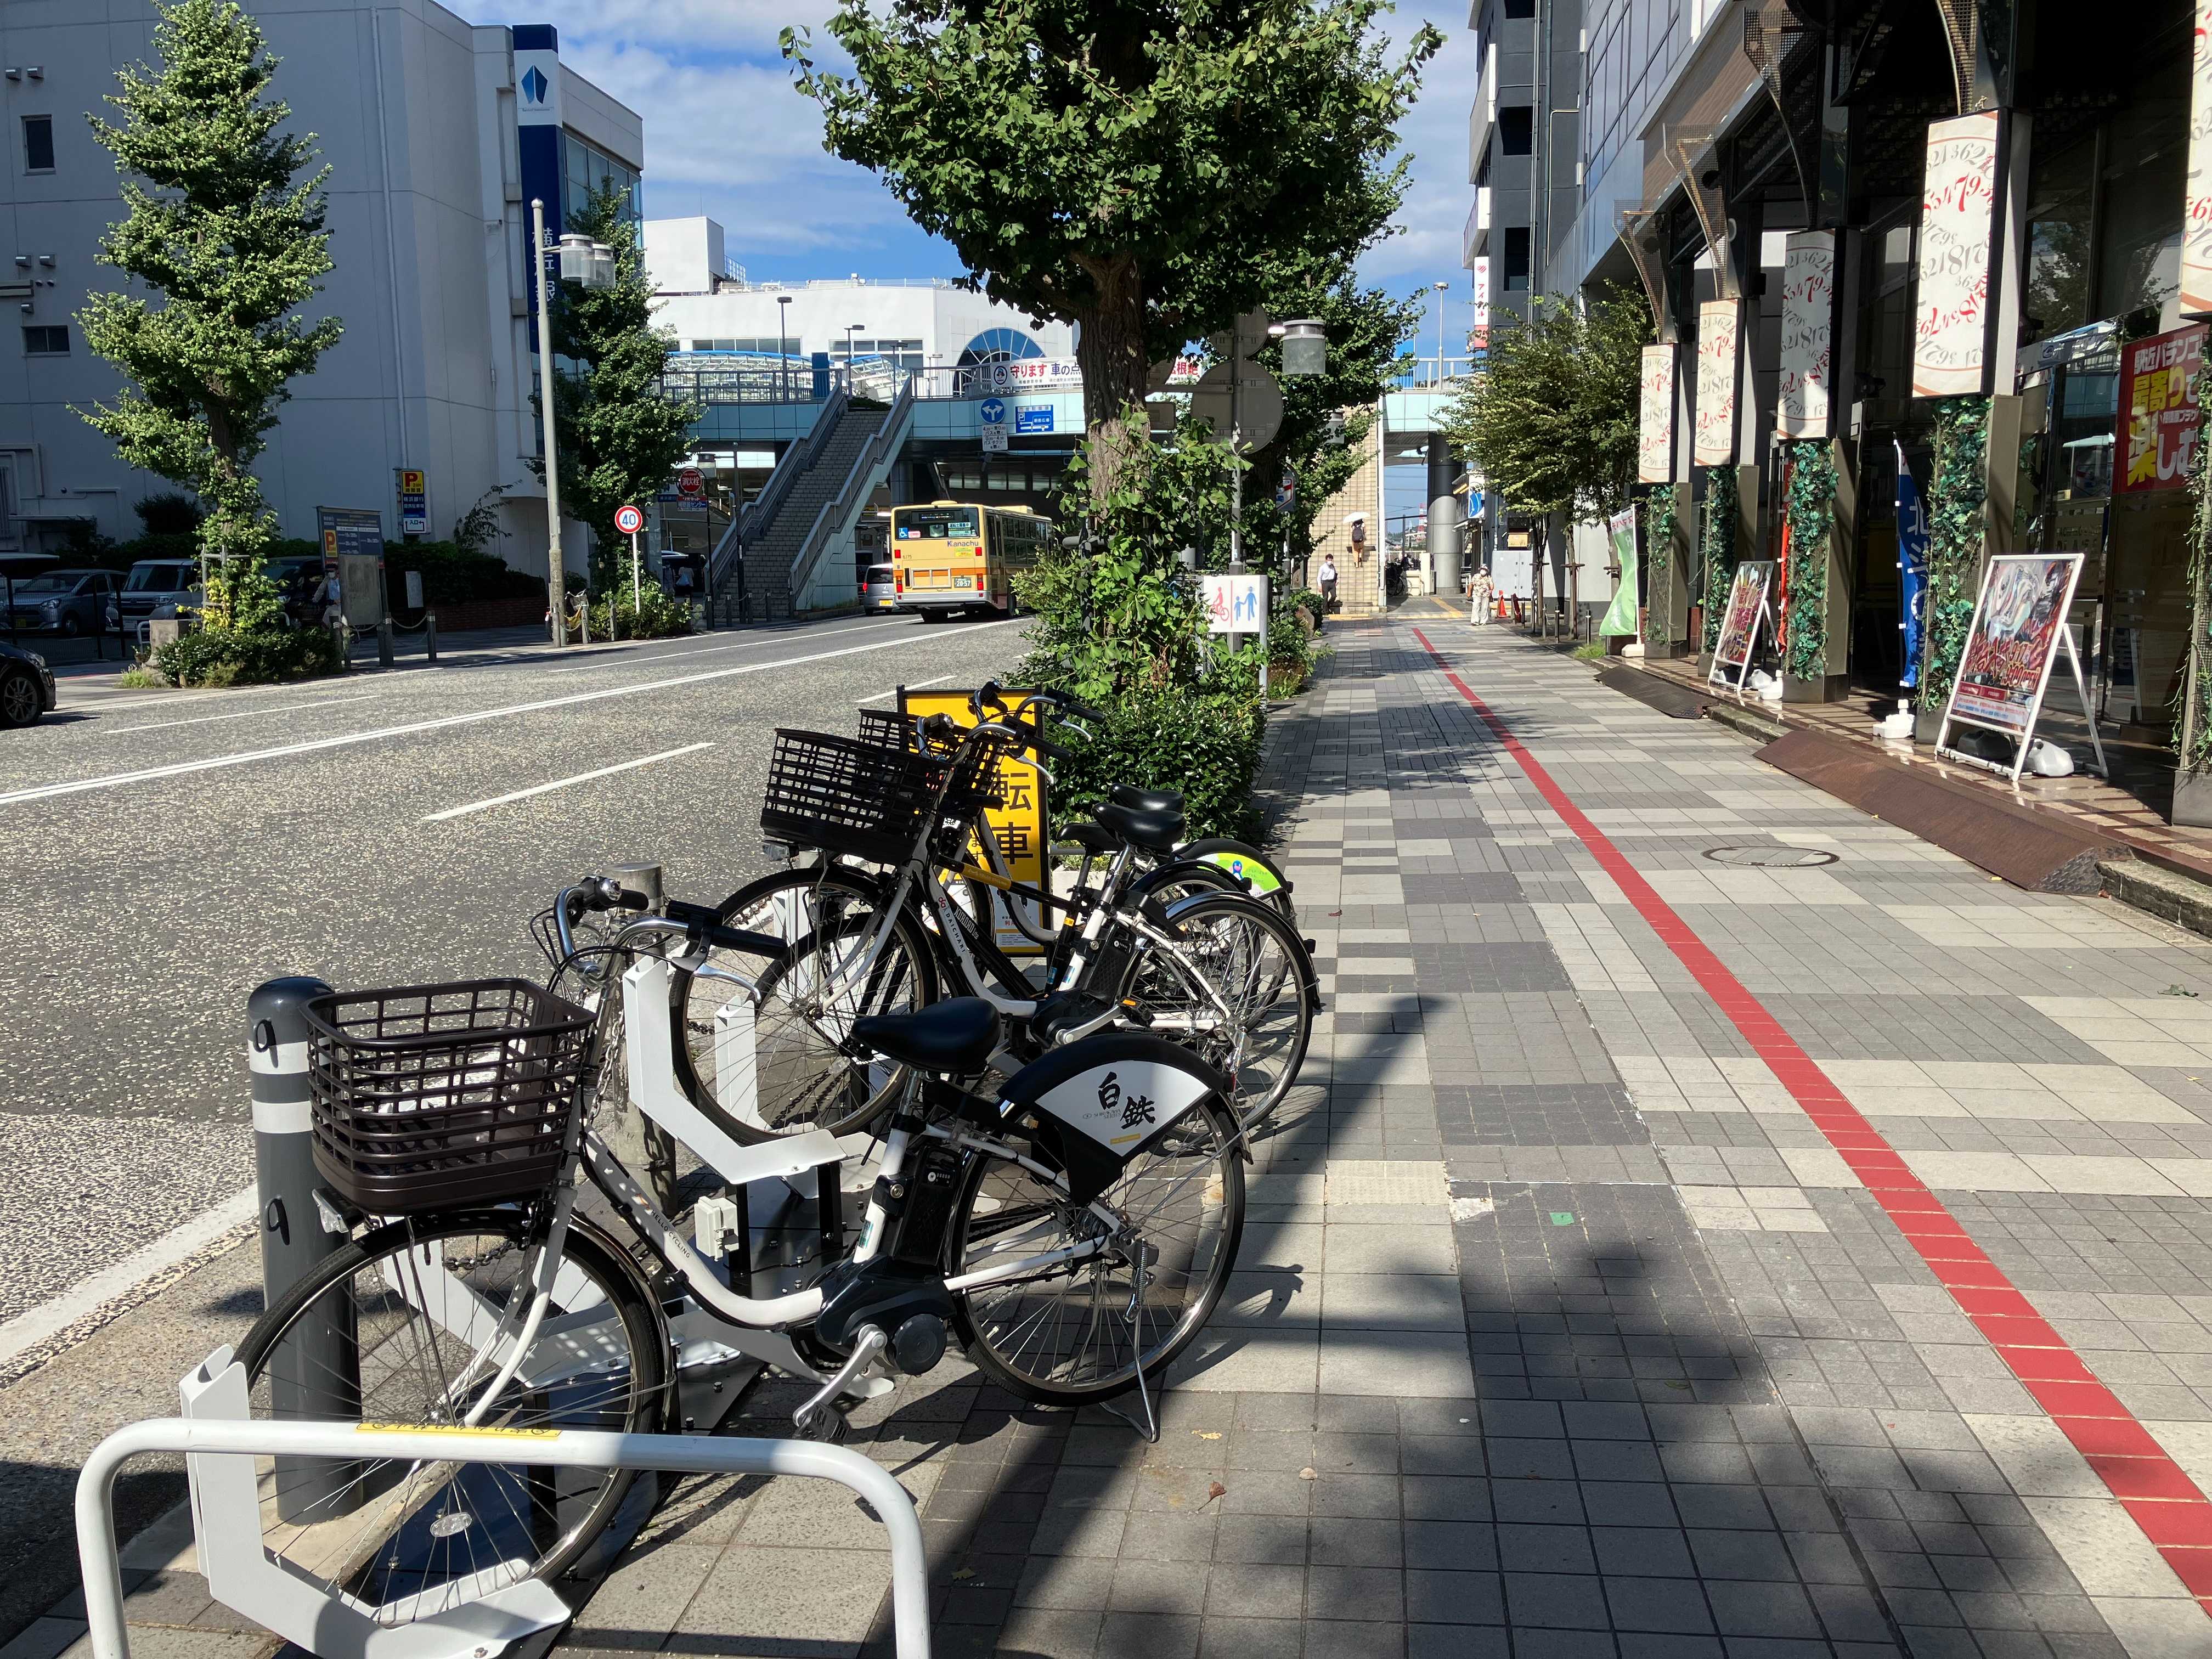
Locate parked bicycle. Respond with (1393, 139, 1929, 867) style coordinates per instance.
(678, 690, 1316, 1142)
(232, 874, 1249, 1625)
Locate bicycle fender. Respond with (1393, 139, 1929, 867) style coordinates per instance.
(998, 1032, 1231, 1204)
(1158, 891, 1322, 1004)
(1125, 859, 1240, 928)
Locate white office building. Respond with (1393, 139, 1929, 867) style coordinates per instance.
(644, 219, 1077, 382)
(0, 3, 641, 576)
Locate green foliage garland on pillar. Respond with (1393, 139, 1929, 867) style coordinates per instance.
(1781, 441, 1837, 684)
(2181, 429, 2212, 772)
(1700, 465, 1737, 653)
(1641, 485, 1679, 647)
(1922, 396, 1990, 709)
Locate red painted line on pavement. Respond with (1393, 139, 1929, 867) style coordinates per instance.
(1410, 625, 2212, 1617)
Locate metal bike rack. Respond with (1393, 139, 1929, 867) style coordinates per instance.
(74, 1348, 932, 1659)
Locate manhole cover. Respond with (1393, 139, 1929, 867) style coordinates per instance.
(1702, 844, 1839, 868)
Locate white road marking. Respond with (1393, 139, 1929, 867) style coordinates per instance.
(857, 674, 953, 704)
(101, 693, 374, 736)
(425, 741, 716, 821)
(0, 1187, 257, 1372)
(541, 618, 910, 673)
(0, 620, 1015, 808)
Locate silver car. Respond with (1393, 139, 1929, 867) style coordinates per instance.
(861, 562, 897, 613)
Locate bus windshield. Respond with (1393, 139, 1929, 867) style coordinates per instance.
(898, 509, 978, 540)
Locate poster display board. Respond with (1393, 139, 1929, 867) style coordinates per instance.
(2117, 323, 2206, 493)
(2183, 0, 2212, 315)
(1776, 232, 1835, 437)
(1912, 111, 2002, 398)
(1598, 510, 1639, 638)
(1638, 344, 1675, 483)
(1935, 554, 2108, 782)
(1705, 560, 1776, 698)
(1694, 301, 1740, 467)
(900, 687, 1051, 955)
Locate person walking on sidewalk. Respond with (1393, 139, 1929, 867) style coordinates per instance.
(1318, 553, 1339, 612)
(1468, 565, 1493, 625)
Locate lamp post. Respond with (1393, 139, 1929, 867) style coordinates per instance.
(531, 201, 614, 648)
(1432, 280, 1448, 383)
(846, 322, 865, 394)
(777, 295, 793, 402)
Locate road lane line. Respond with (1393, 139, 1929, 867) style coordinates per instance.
(0, 620, 1015, 809)
(858, 674, 952, 704)
(101, 693, 374, 736)
(0, 1187, 257, 1372)
(1410, 622, 2212, 1615)
(541, 618, 911, 673)
(425, 741, 715, 821)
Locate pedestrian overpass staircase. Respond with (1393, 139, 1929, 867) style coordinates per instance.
(707, 381, 916, 625)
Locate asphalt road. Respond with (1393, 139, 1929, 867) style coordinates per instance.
(0, 611, 1029, 1329)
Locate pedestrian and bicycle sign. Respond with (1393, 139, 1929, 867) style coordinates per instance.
(614, 504, 646, 536)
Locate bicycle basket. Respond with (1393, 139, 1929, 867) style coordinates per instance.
(761, 727, 938, 864)
(303, 979, 594, 1214)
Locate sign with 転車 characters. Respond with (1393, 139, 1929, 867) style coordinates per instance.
(899, 687, 1052, 954)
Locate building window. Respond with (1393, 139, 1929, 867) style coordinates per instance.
(22, 114, 53, 173)
(1503, 0, 1533, 15)
(22, 325, 67, 355)
(1502, 228, 1531, 292)
(1498, 106, 1533, 156)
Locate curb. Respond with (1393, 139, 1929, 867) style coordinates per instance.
(2098, 855, 2212, 940)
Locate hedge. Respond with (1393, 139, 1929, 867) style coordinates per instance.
(150, 628, 341, 687)
(1051, 684, 1266, 843)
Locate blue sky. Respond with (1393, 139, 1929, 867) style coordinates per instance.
(537, 1, 1476, 324)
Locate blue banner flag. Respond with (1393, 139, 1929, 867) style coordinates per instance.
(1896, 443, 1929, 691)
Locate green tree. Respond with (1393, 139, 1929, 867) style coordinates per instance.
(786, 0, 1438, 495)
(77, 0, 341, 633)
(1442, 287, 1648, 527)
(532, 185, 699, 591)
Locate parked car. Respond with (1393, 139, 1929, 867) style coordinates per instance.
(119, 558, 202, 633)
(7, 568, 120, 637)
(264, 554, 331, 629)
(861, 562, 897, 612)
(0, 639, 56, 728)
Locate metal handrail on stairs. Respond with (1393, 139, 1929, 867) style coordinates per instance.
(786, 379, 918, 613)
(707, 386, 851, 604)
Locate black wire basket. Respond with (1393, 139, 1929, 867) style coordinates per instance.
(851, 708, 1011, 819)
(303, 979, 595, 1214)
(762, 727, 943, 865)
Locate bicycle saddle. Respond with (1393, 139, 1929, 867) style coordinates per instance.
(1056, 822, 1118, 855)
(852, 997, 1000, 1075)
(1094, 798, 1183, 854)
(1110, 785, 1184, 815)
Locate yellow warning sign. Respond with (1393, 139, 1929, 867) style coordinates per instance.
(357, 1421, 562, 1440)
(900, 687, 1051, 955)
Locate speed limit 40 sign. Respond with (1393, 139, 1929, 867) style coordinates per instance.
(614, 503, 646, 535)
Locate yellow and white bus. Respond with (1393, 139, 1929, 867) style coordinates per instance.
(889, 501, 1051, 620)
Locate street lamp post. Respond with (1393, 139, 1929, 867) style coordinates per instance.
(845, 322, 864, 392)
(777, 295, 793, 402)
(1432, 279, 1448, 383)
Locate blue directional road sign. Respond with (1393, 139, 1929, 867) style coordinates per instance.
(979, 397, 1007, 425)
(1015, 405, 1054, 434)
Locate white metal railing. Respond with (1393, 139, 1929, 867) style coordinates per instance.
(787, 379, 918, 612)
(709, 386, 851, 602)
(78, 1414, 932, 1659)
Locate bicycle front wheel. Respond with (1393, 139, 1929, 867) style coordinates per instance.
(230, 1211, 665, 1621)
(680, 866, 938, 1143)
(950, 1097, 1245, 1404)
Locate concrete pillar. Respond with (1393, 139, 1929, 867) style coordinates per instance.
(1427, 438, 1463, 603)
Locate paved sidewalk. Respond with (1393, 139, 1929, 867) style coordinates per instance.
(30, 612, 2212, 1659)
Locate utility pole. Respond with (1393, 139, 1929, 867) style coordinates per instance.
(532, 198, 567, 648)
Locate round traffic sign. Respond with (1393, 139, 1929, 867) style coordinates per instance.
(676, 468, 704, 499)
(979, 397, 1007, 425)
(614, 503, 646, 535)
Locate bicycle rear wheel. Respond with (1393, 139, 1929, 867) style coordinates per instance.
(1124, 892, 1313, 1128)
(680, 866, 938, 1143)
(949, 1098, 1245, 1404)
(230, 1211, 665, 1618)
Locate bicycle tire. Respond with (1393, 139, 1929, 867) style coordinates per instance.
(231, 1210, 665, 1611)
(680, 865, 939, 1144)
(1124, 890, 1314, 1129)
(1174, 837, 1297, 929)
(947, 1097, 1245, 1404)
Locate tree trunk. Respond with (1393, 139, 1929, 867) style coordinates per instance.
(1073, 253, 1150, 505)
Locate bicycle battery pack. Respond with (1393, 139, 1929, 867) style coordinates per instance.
(996, 1032, 1230, 1205)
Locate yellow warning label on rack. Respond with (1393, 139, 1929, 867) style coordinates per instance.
(900, 687, 1051, 956)
(356, 1422, 563, 1440)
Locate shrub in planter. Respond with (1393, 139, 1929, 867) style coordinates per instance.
(1052, 683, 1265, 843)
(151, 627, 340, 687)
(589, 582, 693, 640)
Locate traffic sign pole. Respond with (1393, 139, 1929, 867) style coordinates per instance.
(615, 504, 647, 619)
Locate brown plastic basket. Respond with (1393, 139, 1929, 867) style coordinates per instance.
(304, 979, 594, 1214)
